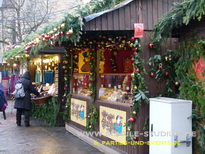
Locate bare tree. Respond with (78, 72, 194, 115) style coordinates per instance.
(1, 0, 54, 46)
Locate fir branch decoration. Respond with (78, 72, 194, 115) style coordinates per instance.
(31, 97, 60, 126)
(153, 0, 205, 43)
(62, 48, 72, 121)
(126, 38, 149, 141)
(175, 38, 205, 153)
(86, 47, 98, 131)
(76, 0, 125, 16)
(148, 49, 180, 97)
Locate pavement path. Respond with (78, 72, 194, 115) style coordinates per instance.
(0, 100, 104, 154)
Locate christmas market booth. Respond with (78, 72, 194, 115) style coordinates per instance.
(28, 47, 65, 126)
(7, 0, 185, 153)
(63, 0, 182, 154)
(3, 45, 66, 126)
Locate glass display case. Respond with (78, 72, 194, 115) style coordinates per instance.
(99, 74, 133, 104)
(97, 47, 134, 104)
(72, 73, 92, 97)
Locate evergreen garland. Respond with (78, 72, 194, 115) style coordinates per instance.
(61, 48, 72, 121)
(86, 47, 98, 131)
(126, 38, 149, 141)
(76, 0, 125, 16)
(148, 48, 180, 97)
(153, 0, 205, 43)
(175, 39, 205, 153)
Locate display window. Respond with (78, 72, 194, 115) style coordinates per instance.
(72, 48, 93, 97)
(72, 73, 92, 96)
(98, 49, 134, 104)
(29, 54, 59, 97)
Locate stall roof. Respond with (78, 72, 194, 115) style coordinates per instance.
(83, 0, 182, 31)
(84, 0, 133, 22)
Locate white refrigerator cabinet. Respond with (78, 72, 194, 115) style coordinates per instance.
(149, 97, 192, 154)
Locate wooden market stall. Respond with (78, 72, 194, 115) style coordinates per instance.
(27, 47, 65, 126)
(65, 0, 184, 154)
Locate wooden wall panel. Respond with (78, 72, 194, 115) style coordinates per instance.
(96, 16, 102, 31)
(113, 9, 120, 30)
(147, 0, 153, 30)
(125, 3, 131, 30)
(142, 0, 148, 30)
(130, 0, 138, 30)
(162, 0, 168, 15)
(84, 22, 90, 31)
(102, 14, 108, 30)
(157, 0, 163, 22)
(152, 0, 158, 26)
(119, 7, 125, 30)
(89, 19, 96, 31)
(107, 12, 114, 30)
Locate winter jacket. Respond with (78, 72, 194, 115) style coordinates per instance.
(14, 72, 39, 110)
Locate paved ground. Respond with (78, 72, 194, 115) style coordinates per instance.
(0, 100, 104, 154)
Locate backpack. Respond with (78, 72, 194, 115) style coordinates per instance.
(12, 82, 25, 98)
(0, 103, 7, 112)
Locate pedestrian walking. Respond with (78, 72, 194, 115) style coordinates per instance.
(14, 71, 39, 127)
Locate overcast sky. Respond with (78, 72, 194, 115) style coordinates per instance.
(0, 0, 2, 7)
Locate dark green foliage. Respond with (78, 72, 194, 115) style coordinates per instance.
(153, 0, 205, 43)
(31, 97, 60, 126)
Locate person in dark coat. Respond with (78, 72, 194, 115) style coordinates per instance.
(14, 71, 39, 127)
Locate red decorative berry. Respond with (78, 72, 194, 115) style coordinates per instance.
(66, 33, 71, 37)
(133, 137, 138, 141)
(62, 99, 65, 102)
(24, 46, 31, 51)
(136, 68, 140, 73)
(148, 43, 154, 49)
(91, 57, 94, 60)
(134, 48, 138, 52)
(165, 72, 169, 76)
(45, 35, 50, 39)
(159, 66, 163, 69)
(131, 37, 135, 41)
(131, 57, 135, 61)
(150, 72, 155, 77)
(66, 85, 69, 87)
(130, 117, 135, 122)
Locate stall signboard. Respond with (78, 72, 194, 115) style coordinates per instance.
(100, 106, 127, 143)
(134, 23, 144, 38)
(71, 98, 87, 126)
